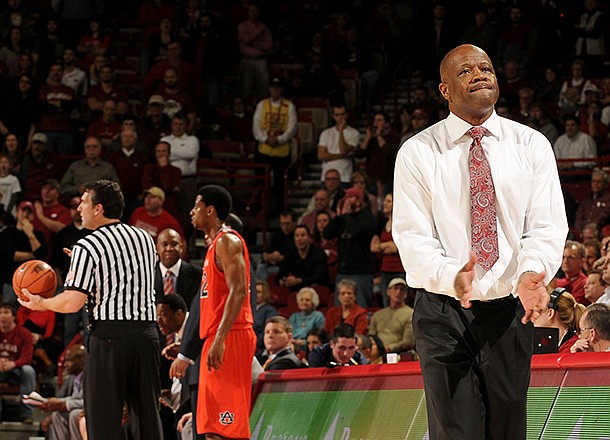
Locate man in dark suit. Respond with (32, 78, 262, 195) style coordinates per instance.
(257, 316, 302, 370)
(155, 228, 201, 304)
(168, 284, 205, 440)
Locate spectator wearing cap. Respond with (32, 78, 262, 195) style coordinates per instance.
(252, 77, 297, 213)
(19, 133, 67, 202)
(138, 95, 172, 160)
(60, 137, 120, 197)
(0, 201, 47, 305)
(51, 196, 91, 345)
(128, 186, 185, 243)
(236, 3, 273, 102)
(368, 278, 415, 353)
(32, 179, 71, 261)
(323, 186, 376, 307)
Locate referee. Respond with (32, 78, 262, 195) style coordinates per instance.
(18, 180, 162, 440)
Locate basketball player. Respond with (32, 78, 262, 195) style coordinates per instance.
(190, 185, 255, 439)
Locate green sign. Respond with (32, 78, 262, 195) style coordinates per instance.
(251, 387, 610, 439)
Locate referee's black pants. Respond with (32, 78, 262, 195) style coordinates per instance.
(413, 291, 533, 440)
(84, 321, 162, 440)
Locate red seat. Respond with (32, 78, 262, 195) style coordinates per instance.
(312, 285, 333, 307)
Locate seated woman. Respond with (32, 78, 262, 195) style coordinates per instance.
(534, 288, 585, 353)
(324, 278, 368, 334)
(253, 279, 277, 355)
(289, 287, 325, 350)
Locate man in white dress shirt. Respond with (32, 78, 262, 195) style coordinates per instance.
(161, 114, 200, 250)
(393, 44, 568, 439)
(553, 114, 597, 169)
(317, 105, 360, 186)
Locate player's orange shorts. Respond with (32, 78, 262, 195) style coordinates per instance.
(197, 328, 256, 438)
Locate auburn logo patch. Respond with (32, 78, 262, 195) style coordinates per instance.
(219, 411, 235, 425)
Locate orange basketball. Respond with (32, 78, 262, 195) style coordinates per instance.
(12, 260, 57, 301)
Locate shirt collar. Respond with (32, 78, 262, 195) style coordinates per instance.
(160, 259, 182, 277)
(445, 110, 502, 145)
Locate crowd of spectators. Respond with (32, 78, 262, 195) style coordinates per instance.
(0, 0, 609, 435)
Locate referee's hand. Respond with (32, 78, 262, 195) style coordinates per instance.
(17, 288, 45, 310)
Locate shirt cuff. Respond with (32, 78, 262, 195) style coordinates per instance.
(177, 353, 195, 365)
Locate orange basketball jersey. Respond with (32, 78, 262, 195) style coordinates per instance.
(199, 227, 253, 339)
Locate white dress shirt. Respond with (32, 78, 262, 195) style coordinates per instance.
(162, 133, 200, 177)
(392, 111, 568, 301)
(553, 131, 597, 167)
(318, 125, 361, 183)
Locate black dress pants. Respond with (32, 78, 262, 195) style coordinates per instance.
(413, 291, 533, 440)
(84, 321, 162, 440)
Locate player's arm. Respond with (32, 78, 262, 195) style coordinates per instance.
(17, 288, 87, 314)
(207, 233, 248, 370)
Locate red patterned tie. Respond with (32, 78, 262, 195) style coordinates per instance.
(163, 270, 174, 296)
(468, 127, 498, 271)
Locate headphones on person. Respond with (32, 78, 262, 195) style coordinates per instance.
(548, 287, 566, 310)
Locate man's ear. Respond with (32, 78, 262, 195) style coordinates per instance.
(590, 328, 600, 343)
(439, 82, 450, 101)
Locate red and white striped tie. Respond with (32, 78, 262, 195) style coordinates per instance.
(164, 270, 174, 296)
(468, 126, 498, 271)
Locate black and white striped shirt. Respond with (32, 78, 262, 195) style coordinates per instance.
(65, 222, 158, 322)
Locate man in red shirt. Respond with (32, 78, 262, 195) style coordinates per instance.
(38, 61, 77, 154)
(128, 186, 184, 243)
(33, 178, 71, 261)
(0, 303, 35, 423)
(556, 240, 589, 305)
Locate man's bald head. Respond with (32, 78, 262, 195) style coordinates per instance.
(65, 344, 86, 375)
(157, 228, 183, 268)
(438, 44, 499, 125)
